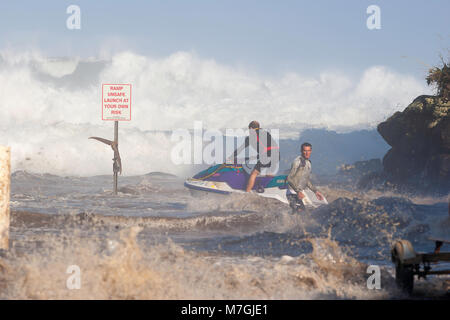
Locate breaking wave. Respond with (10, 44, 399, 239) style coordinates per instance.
(0, 49, 430, 176)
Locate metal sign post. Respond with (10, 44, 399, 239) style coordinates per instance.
(113, 121, 118, 195)
(90, 84, 131, 195)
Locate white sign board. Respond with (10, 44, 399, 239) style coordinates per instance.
(102, 84, 131, 121)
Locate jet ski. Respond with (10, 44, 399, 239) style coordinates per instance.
(184, 163, 328, 207)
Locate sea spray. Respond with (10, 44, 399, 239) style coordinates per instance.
(0, 225, 396, 299)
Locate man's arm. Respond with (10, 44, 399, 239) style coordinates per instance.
(286, 164, 297, 191)
(306, 180, 317, 193)
(227, 137, 249, 163)
(287, 158, 303, 193)
(307, 180, 324, 200)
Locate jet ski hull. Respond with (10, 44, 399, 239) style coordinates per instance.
(185, 164, 289, 203)
(184, 179, 233, 194)
(184, 164, 328, 207)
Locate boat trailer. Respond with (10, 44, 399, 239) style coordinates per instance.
(391, 238, 450, 294)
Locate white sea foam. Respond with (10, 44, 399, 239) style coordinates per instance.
(0, 49, 431, 175)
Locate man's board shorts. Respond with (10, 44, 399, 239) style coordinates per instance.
(254, 160, 271, 173)
(287, 194, 305, 213)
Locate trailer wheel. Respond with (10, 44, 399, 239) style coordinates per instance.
(391, 240, 415, 295)
(395, 263, 414, 295)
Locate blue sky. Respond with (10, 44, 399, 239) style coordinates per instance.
(0, 0, 448, 78)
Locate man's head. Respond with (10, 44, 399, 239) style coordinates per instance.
(301, 142, 312, 159)
(248, 121, 260, 130)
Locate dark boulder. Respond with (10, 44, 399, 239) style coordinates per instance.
(377, 95, 450, 194)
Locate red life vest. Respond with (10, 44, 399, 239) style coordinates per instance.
(255, 129, 279, 153)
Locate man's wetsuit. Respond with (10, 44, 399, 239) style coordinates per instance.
(286, 155, 318, 212)
(232, 128, 279, 173)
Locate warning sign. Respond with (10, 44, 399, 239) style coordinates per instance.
(102, 84, 131, 121)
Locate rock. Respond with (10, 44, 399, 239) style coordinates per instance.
(335, 159, 383, 190)
(339, 159, 383, 177)
(377, 95, 450, 194)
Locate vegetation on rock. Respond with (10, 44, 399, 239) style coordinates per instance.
(426, 56, 450, 101)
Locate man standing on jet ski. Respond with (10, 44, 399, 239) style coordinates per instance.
(228, 121, 280, 192)
(286, 142, 324, 212)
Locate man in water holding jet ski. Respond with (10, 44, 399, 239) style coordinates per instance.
(286, 142, 324, 212)
(228, 121, 280, 192)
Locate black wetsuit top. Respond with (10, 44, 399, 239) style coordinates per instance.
(233, 128, 279, 168)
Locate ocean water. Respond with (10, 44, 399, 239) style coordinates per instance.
(0, 51, 446, 300)
(1, 170, 448, 299)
